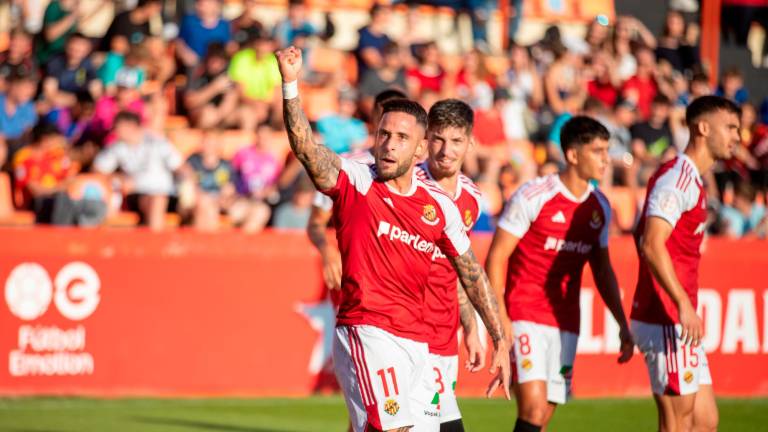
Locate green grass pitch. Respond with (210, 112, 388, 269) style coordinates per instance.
(0, 396, 765, 431)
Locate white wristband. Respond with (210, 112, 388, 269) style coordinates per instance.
(282, 80, 298, 100)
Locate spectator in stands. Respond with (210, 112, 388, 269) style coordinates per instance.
(100, 0, 162, 52)
(543, 39, 587, 116)
(470, 87, 511, 180)
(621, 44, 662, 120)
(230, 124, 280, 233)
(355, 4, 393, 79)
(179, 130, 236, 231)
(718, 182, 767, 238)
(229, 32, 281, 129)
(721, 0, 766, 47)
(101, 45, 147, 92)
(0, 71, 38, 142)
(456, 48, 494, 111)
(273, 173, 314, 229)
(359, 42, 407, 103)
(231, 0, 265, 48)
(177, 0, 231, 70)
(44, 33, 101, 107)
(585, 15, 611, 54)
(185, 43, 242, 130)
(316, 88, 368, 155)
(94, 111, 181, 231)
(630, 94, 675, 184)
(677, 71, 711, 106)
(142, 36, 176, 84)
(605, 98, 638, 186)
(406, 42, 446, 98)
(0, 30, 36, 92)
(35, 0, 104, 64)
(716, 67, 749, 105)
(655, 10, 700, 74)
(11, 122, 78, 224)
(500, 43, 543, 139)
(273, 0, 316, 48)
(587, 51, 621, 108)
(90, 73, 145, 145)
(608, 16, 656, 81)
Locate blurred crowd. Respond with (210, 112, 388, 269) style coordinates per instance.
(0, 0, 767, 238)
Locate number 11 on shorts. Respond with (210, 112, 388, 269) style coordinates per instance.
(377, 367, 400, 397)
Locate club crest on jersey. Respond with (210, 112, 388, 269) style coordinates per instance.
(683, 370, 694, 384)
(421, 204, 439, 226)
(589, 210, 603, 229)
(464, 209, 474, 229)
(384, 399, 400, 416)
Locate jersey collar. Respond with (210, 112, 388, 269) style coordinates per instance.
(554, 174, 593, 203)
(421, 161, 463, 200)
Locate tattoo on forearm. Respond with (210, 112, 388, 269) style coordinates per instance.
(283, 96, 340, 191)
(451, 250, 505, 344)
(457, 283, 477, 334)
(307, 220, 328, 251)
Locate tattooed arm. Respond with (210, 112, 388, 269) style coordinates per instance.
(276, 47, 340, 191)
(457, 283, 477, 335)
(449, 250, 511, 399)
(458, 282, 485, 372)
(307, 203, 342, 290)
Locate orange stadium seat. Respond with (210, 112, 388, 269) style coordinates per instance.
(0, 172, 34, 226)
(310, 46, 347, 75)
(168, 128, 204, 159)
(302, 86, 339, 121)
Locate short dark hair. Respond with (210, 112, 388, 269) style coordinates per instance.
(685, 95, 741, 126)
(32, 121, 62, 143)
(427, 99, 473, 134)
(137, 0, 161, 7)
(381, 99, 428, 130)
(652, 93, 672, 106)
(114, 111, 142, 126)
(374, 88, 407, 107)
(560, 116, 610, 153)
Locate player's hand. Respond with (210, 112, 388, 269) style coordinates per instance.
(485, 341, 511, 400)
(275, 46, 303, 83)
(464, 329, 486, 372)
(321, 248, 342, 290)
(678, 299, 703, 346)
(617, 326, 634, 364)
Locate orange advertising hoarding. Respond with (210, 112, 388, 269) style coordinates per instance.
(1, 228, 766, 397)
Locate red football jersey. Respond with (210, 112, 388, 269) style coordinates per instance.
(323, 158, 471, 342)
(416, 162, 483, 356)
(497, 175, 611, 333)
(631, 155, 707, 325)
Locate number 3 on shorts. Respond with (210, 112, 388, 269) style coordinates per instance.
(433, 367, 445, 394)
(376, 367, 400, 398)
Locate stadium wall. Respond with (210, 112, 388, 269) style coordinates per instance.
(1, 228, 766, 398)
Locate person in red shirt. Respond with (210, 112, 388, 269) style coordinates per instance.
(621, 45, 661, 120)
(406, 42, 446, 98)
(415, 99, 485, 431)
(12, 122, 78, 223)
(277, 47, 509, 432)
(632, 96, 741, 432)
(485, 116, 633, 432)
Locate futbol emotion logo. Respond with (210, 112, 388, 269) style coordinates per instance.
(4, 262, 101, 321)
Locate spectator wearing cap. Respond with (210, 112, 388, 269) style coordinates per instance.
(35, 0, 105, 64)
(177, 0, 231, 70)
(316, 89, 368, 155)
(44, 33, 101, 106)
(12, 122, 79, 224)
(0, 30, 36, 92)
(229, 32, 281, 127)
(94, 111, 182, 231)
(355, 4, 393, 80)
(406, 42, 446, 98)
(273, 0, 316, 49)
(185, 43, 249, 131)
(0, 72, 38, 142)
(100, 0, 162, 53)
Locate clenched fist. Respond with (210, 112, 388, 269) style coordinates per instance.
(275, 46, 303, 83)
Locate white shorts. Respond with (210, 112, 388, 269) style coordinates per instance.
(510, 320, 579, 405)
(631, 320, 713, 396)
(429, 353, 461, 423)
(333, 325, 438, 432)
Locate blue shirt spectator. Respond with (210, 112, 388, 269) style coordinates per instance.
(0, 76, 38, 140)
(179, 13, 231, 60)
(316, 115, 368, 155)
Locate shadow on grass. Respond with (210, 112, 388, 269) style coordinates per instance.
(133, 416, 301, 432)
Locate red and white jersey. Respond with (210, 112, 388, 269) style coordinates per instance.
(497, 174, 611, 333)
(313, 151, 374, 211)
(416, 162, 483, 356)
(631, 155, 707, 325)
(323, 158, 471, 342)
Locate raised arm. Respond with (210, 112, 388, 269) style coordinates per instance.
(448, 249, 511, 400)
(276, 47, 341, 191)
